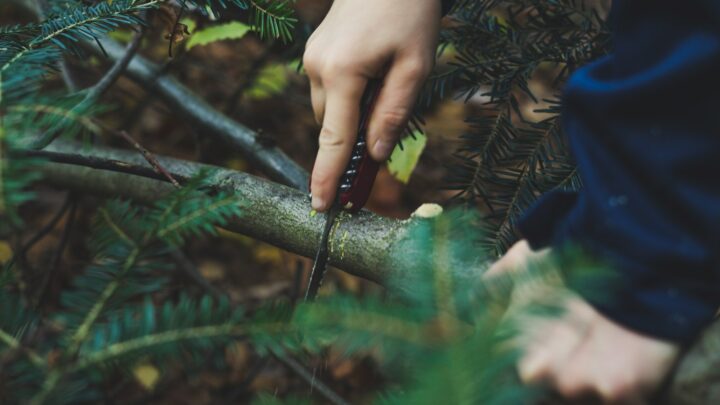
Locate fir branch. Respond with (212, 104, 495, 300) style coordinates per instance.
(1, 0, 157, 76)
(155, 194, 241, 241)
(8, 103, 102, 135)
(0, 328, 45, 367)
(271, 353, 351, 405)
(72, 323, 251, 371)
(554, 167, 580, 190)
(98, 206, 137, 247)
(248, 0, 297, 42)
(10, 194, 72, 271)
(65, 247, 140, 356)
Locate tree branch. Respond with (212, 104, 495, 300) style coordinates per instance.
(37, 142, 403, 286)
(83, 29, 144, 105)
(33, 142, 720, 403)
(91, 37, 309, 191)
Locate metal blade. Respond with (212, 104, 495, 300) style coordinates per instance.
(305, 205, 340, 301)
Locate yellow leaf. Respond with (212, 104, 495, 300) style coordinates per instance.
(0, 241, 12, 264)
(133, 363, 160, 391)
(246, 64, 290, 100)
(224, 158, 248, 172)
(254, 243, 283, 266)
(108, 29, 133, 44)
(387, 131, 427, 184)
(216, 228, 254, 246)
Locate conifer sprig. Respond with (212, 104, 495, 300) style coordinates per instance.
(433, 0, 610, 255)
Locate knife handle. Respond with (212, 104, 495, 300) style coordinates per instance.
(336, 80, 382, 213)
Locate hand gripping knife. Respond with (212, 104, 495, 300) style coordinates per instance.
(305, 80, 382, 300)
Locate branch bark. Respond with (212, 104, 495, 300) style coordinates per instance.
(35, 142, 720, 403)
(93, 37, 309, 191)
(39, 142, 406, 286)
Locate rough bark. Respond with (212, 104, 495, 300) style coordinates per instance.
(36, 143, 719, 403)
(39, 142, 410, 286)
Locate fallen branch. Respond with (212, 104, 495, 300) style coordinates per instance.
(94, 37, 309, 191)
(34, 142, 720, 403)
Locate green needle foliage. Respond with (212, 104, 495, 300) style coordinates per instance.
(290, 210, 613, 404)
(293, 210, 532, 404)
(428, 0, 611, 256)
(0, 0, 302, 401)
(184, 0, 297, 42)
(0, 173, 304, 404)
(0, 0, 297, 222)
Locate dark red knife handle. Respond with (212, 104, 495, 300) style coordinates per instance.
(309, 80, 382, 214)
(336, 80, 382, 213)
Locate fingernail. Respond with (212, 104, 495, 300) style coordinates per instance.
(372, 139, 394, 160)
(312, 195, 326, 211)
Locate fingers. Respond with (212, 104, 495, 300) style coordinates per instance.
(366, 58, 432, 161)
(310, 77, 367, 211)
(484, 240, 533, 279)
(517, 298, 595, 386)
(514, 293, 680, 404)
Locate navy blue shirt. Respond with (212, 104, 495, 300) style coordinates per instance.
(518, 0, 720, 343)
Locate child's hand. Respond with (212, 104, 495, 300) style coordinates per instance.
(303, 0, 441, 211)
(487, 241, 681, 404)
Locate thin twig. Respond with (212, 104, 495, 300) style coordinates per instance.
(50, 198, 76, 274)
(163, 246, 347, 405)
(167, 0, 188, 58)
(58, 59, 79, 93)
(114, 129, 181, 188)
(271, 351, 351, 405)
(82, 29, 145, 105)
(15, 149, 190, 185)
(34, 197, 78, 308)
(168, 249, 224, 298)
(14, 195, 73, 266)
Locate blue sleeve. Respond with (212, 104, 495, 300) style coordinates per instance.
(517, 0, 720, 344)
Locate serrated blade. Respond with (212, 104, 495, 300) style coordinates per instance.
(304, 205, 340, 301)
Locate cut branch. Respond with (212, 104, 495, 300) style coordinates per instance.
(33, 142, 720, 402)
(37, 142, 403, 286)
